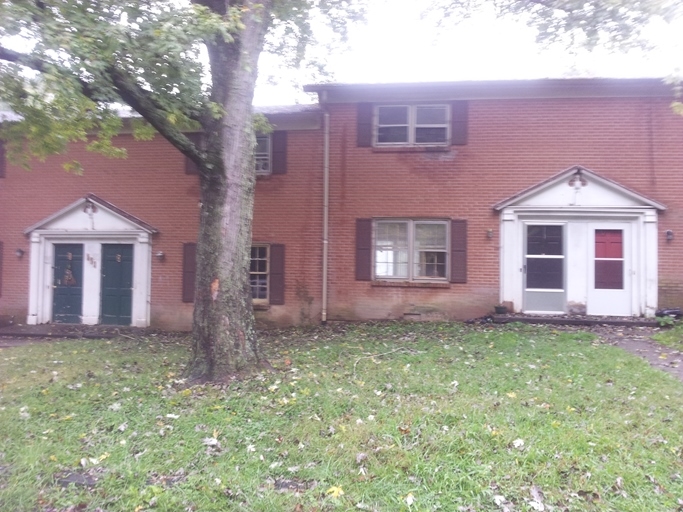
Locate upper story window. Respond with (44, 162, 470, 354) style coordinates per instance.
(255, 135, 271, 175)
(184, 132, 286, 176)
(375, 105, 450, 146)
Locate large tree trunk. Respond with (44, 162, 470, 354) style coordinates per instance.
(187, 1, 273, 381)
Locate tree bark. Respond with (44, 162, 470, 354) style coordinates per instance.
(187, 0, 273, 381)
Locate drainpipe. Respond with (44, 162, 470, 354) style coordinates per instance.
(321, 99, 330, 324)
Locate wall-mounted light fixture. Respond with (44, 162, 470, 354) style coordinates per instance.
(15, 248, 24, 258)
(486, 229, 494, 239)
(155, 251, 165, 262)
(82, 199, 98, 214)
(666, 230, 674, 242)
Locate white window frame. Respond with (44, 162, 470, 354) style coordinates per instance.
(373, 219, 449, 282)
(250, 245, 269, 304)
(374, 105, 450, 147)
(255, 135, 271, 175)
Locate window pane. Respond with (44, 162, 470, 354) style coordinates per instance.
(378, 126, 408, 143)
(416, 106, 447, 124)
(527, 225, 563, 255)
(255, 136, 269, 154)
(415, 223, 446, 249)
(377, 222, 408, 245)
(375, 222, 408, 278)
(595, 260, 623, 289)
(415, 127, 447, 144)
(595, 230, 622, 258)
(416, 251, 446, 278)
(250, 275, 268, 299)
(378, 106, 408, 125)
(251, 246, 267, 259)
(526, 258, 563, 289)
(375, 249, 408, 277)
(251, 258, 266, 273)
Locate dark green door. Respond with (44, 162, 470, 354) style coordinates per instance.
(53, 244, 83, 323)
(101, 244, 134, 325)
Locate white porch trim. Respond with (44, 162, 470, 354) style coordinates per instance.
(25, 195, 157, 327)
(497, 167, 663, 318)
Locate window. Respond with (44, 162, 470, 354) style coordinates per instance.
(184, 131, 287, 176)
(594, 229, 623, 290)
(182, 243, 285, 305)
(375, 105, 449, 146)
(525, 225, 564, 290)
(374, 220, 449, 281)
(255, 135, 271, 175)
(250, 245, 269, 302)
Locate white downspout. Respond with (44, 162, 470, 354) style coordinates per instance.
(321, 102, 330, 324)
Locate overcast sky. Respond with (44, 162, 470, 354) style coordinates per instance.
(253, 1, 683, 105)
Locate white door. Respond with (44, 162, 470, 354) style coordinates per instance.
(586, 223, 631, 316)
(523, 224, 566, 313)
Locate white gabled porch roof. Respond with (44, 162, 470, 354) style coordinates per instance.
(24, 193, 158, 235)
(493, 165, 666, 212)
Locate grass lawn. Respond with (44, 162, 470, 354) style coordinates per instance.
(653, 322, 683, 350)
(2, 322, 683, 511)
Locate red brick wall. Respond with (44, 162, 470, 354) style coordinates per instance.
(324, 97, 683, 320)
(0, 128, 324, 329)
(0, 134, 199, 329)
(252, 128, 324, 326)
(2, 95, 682, 328)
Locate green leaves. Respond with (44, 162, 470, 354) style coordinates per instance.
(428, 0, 683, 51)
(0, 0, 250, 168)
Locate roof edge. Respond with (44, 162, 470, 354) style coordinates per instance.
(305, 78, 672, 103)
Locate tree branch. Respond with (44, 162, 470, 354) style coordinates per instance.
(106, 66, 205, 164)
(0, 46, 204, 165)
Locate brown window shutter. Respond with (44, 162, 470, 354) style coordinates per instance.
(450, 220, 467, 283)
(182, 243, 197, 303)
(269, 244, 285, 305)
(0, 241, 3, 297)
(356, 218, 373, 281)
(184, 133, 201, 175)
(357, 103, 373, 147)
(271, 131, 287, 175)
(0, 141, 6, 178)
(451, 101, 468, 146)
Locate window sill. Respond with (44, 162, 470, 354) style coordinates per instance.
(372, 145, 450, 154)
(372, 280, 450, 289)
(253, 303, 270, 311)
(255, 173, 273, 180)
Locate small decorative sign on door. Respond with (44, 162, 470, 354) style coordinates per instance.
(63, 267, 77, 286)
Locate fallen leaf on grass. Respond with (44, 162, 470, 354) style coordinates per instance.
(326, 485, 344, 498)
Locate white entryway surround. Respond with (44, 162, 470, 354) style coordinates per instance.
(24, 194, 158, 326)
(495, 166, 666, 317)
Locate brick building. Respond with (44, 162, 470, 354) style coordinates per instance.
(1, 78, 682, 329)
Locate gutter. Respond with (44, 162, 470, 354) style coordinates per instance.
(321, 96, 330, 324)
